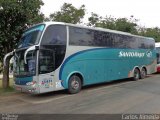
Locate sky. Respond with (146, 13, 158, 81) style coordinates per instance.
(41, 0, 160, 28)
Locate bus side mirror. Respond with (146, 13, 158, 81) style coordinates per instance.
(3, 51, 14, 66)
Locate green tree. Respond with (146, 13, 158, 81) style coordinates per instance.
(88, 14, 138, 34)
(95, 15, 116, 30)
(115, 17, 138, 34)
(88, 12, 101, 26)
(49, 3, 85, 24)
(139, 27, 160, 42)
(0, 0, 44, 88)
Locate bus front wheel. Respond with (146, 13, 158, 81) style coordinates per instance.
(133, 68, 140, 80)
(68, 75, 82, 94)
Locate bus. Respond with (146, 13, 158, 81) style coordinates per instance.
(155, 42, 160, 72)
(4, 22, 157, 94)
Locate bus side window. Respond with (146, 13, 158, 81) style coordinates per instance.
(41, 25, 66, 45)
(39, 50, 55, 74)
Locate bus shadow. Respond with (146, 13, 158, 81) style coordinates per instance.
(31, 78, 132, 98)
(82, 78, 132, 91)
(30, 75, 152, 98)
(31, 89, 68, 98)
(82, 75, 154, 91)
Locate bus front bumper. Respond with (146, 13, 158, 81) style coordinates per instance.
(14, 84, 40, 94)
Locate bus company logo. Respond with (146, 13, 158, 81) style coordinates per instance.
(41, 79, 53, 88)
(119, 51, 145, 58)
(146, 51, 152, 58)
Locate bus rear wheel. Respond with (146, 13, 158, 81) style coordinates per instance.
(133, 68, 140, 80)
(140, 68, 147, 79)
(68, 75, 82, 94)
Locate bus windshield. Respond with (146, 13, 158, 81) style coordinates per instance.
(14, 50, 36, 77)
(17, 24, 45, 48)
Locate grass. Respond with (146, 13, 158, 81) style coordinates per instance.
(0, 78, 15, 95)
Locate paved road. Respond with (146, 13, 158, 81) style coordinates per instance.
(0, 74, 160, 114)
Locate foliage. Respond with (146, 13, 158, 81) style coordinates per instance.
(48, 3, 86, 24)
(0, 0, 44, 63)
(114, 17, 138, 34)
(88, 12, 101, 27)
(88, 14, 138, 34)
(138, 27, 160, 42)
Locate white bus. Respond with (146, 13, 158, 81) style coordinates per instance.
(4, 22, 157, 94)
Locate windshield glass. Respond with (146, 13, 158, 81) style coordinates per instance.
(17, 24, 45, 48)
(14, 50, 36, 77)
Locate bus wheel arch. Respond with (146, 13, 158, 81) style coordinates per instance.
(132, 67, 140, 80)
(67, 73, 83, 94)
(140, 67, 147, 79)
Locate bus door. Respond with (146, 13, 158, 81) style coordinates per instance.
(38, 49, 55, 93)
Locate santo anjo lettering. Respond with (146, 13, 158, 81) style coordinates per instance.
(119, 51, 145, 58)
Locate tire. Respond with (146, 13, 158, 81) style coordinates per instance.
(68, 75, 82, 94)
(133, 68, 140, 80)
(140, 68, 147, 79)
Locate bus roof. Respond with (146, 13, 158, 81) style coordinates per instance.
(32, 21, 154, 40)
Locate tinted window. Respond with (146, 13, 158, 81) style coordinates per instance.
(39, 49, 55, 74)
(18, 24, 45, 48)
(69, 26, 154, 49)
(69, 27, 94, 46)
(39, 25, 67, 73)
(40, 45, 66, 71)
(93, 31, 114, 47)
(41, 25, 67, 45)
